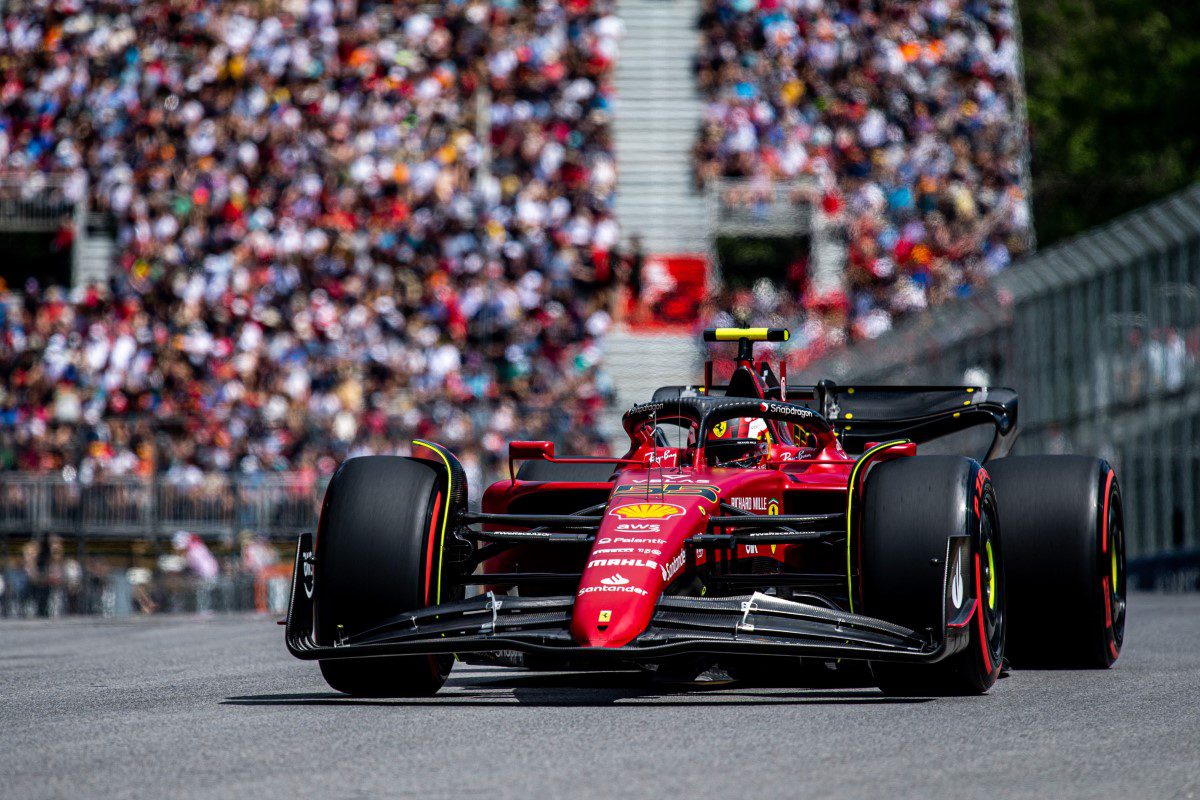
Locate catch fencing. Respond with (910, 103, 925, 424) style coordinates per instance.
(800, 184, 1200, 583)
(0, 474, 325, 541)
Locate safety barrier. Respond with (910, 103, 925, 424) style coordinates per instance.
(0, 174, 82, 232)
(0, 474, 325, 540)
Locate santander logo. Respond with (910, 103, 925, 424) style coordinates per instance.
(601, 573, 630, 586)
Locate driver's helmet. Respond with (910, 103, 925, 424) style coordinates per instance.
(707, 416, 771, 467)
(710, 416, 770, 441)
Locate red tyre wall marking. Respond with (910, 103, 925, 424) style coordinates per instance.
(974, 553, 993, 676)
(424, 493, 443, 606)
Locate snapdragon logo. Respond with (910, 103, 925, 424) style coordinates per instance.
(758, 402, 814, 418)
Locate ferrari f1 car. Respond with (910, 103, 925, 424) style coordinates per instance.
(286, 328, 1127, 696)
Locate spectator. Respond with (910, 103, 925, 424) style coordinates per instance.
(694, 0, 1033, 346)
(0, 0, 621, 483)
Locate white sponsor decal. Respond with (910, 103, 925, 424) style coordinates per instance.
(302, 550, 315, 598)
(599, 536, 668, 545)
(759, 401, 815, 418)
(615, 522, 662, 533)
(601, 573, 630, 586)
(950, 552, 965, 609)
(588, 558, 658, 570)
(660, 550, 686, 583)
(730, 496, 772, 512)
(578, 585, 649, 597)
(593, 547, 661, 556)
(644, 450, 677, 467)
(744, 544, 758, 555)
(625, 477, 711, 485)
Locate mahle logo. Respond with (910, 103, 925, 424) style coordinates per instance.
(610, 502, 685, 520)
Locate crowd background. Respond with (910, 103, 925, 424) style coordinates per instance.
(0, 0, 1049, 615)
(0, 0, 623, 487)
(694, 0, 1033, 350)
(1, 528, 290, 617)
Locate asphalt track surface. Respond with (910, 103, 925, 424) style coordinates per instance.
(2, 594, 1198, 800)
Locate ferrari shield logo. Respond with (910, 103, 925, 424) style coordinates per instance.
(598, 610, 612, 623)
(712, 420, 727, 437)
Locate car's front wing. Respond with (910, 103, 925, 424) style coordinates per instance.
(285, 535, 974, 665)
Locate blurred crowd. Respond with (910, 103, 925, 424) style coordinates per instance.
(694, 0, 1032, 343)
(0, 529, 289, 617)
(0, 0, 623, 480)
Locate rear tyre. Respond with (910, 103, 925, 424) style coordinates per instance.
(314, 456, 455, 696)
(987, 456, 1125, 668)
(860, 456, 1004, 696)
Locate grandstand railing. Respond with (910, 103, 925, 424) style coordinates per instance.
(705, 177, 817, 237)
(800, 184, 1200, 579)
(0, 474, 327, 541)
(0, 173, 83, 232)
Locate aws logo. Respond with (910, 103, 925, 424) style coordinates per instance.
(610, 503, 685, 520)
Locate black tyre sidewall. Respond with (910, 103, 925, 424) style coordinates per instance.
(989, 455, 1125, 668)
(861, 456, 1003, 695)
(314, 455, 453, 695)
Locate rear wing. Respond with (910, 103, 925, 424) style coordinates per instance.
(799, 384, 1019, 461)
(652, 382, 1019, 461)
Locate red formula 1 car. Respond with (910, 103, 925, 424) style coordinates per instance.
(286, 328, 1127, 696)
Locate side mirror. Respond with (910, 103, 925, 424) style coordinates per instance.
(509, 441, 555, 461)
(508, 441, 554, 482)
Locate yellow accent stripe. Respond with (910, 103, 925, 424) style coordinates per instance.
(1111, 542, 1118, 589)
(712, 327, 788, 342)
(986, 538, 996, 610)
(413, 439, 453, 604)
(845, 440, 910, 614)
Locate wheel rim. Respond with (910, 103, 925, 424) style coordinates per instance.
(979, 504, 1004, 664)
(1107, 497, 1126, 649)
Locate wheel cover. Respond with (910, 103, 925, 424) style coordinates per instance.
(1107, 498, 1126, 649)
(985, 538, 996, 610)
(979, 506, 1004, 664)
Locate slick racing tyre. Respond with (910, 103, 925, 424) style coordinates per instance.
(987, 456, 1125, 668)
(860, 456, 1004, 696)
(314, 456, 455, 696)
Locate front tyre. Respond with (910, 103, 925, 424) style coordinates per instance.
(860, 456, 1004, 696)
(314, 456, 456, 696)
